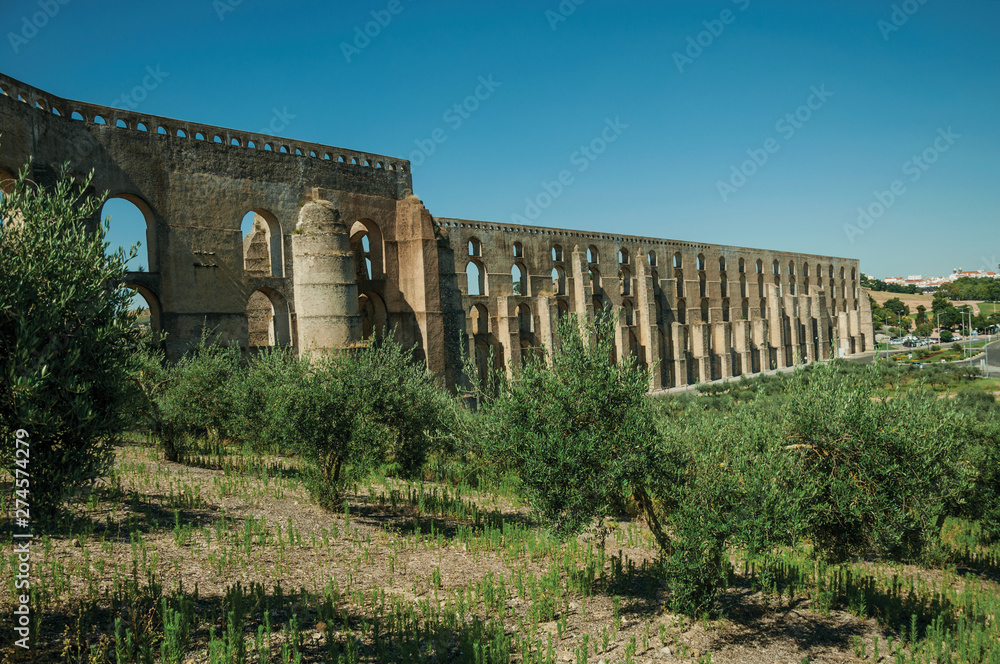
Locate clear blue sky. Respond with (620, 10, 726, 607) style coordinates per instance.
(2, 0, 997, 279)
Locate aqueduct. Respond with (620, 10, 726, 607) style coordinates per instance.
(0, 72, 873, 390)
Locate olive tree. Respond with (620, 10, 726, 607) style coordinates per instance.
(1, 163, 139, 519)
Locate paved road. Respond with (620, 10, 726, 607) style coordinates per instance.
(855, 338, 1000, 376)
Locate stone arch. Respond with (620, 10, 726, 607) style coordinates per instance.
(517, 303, 533, 334)
(623, 299, 634, 325)
(125, 283, 162, 334)
(700, 298, 710, 323)
(699, 272, 707, 298)
(718, 256, 727, 272)
(241, 209, 284, 277)
(587, 245, 600, 263)
(246, 288, 291, 347)
(619, 266, 631, 296)
(804, 277, 810, 295)
(697, 253, 706, 270)
(551, 266, 566, 296)
(788, 260, 795, 276)
(756, 259, 763, 274)
(759, 298, 768, 318)
(676, 269, 685, 297)
(512, 241, 523, 258)
(722, 297, 731, 322)
(551, 244, 564, 262)
(511, 262, 528, 296)
(673, 252, 682, 270)
(466, 260, 487, 296)
(474, 340, 491, 385)
(647, 249, 657, 267)
(557, 299, 570, 320)
(350, 219, 384, 281)
(738, 257, 746, 273)
(739, 274, 747, 298)
(741, 298, 750, 320)
(618, 247, 630, 264)
(772, 259, 780, 275)
(101, 194, 158, 272)
(468, 237, 482, 257)
(677, 299, 687, 324)
(471, 303, 489, 335)
(589, 266, 601, 290)
(358, 291, 388, 341)
(758, 274, 765, 297)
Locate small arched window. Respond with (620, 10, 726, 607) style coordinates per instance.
(468, 238, 481, 257)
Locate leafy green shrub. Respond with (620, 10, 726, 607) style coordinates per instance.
(951, 342, 964, 353)
(931, 344, 942, 352)
(288, 335, 453, 509)
(223, 348, 306, 453)
(471, 313, 660, 537)
(940, 329, 954, 342)
(0, 164, 139, 518)
(136, 333, 241, 461)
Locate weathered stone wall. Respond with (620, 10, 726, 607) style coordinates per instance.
(0, 72, 873, 390)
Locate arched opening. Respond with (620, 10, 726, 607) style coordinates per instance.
(760, 298, 768, 318)
(720, 272, 728, 297)
(474, 340, 492, 385)
(699, 273, 707, 298)
(587, 245, 600, 264)
(246, 288, 291, 347)
(551, 244, 564, 262)
(619, 267, 631, 296)
(722, 298, 731, 322)
(741, 298, 750, 320)
(589, 267, 601, 290)
(700, 298, 710, 324)
(466, 261, 487, 296)
(241, 210, 284, 277)
(124, 284, 162, 335)
(623, 300, 634, 326)
(551, 266, 566, 296)
(358, 291, 388, 341)
(468, 238, 481, 257)
(789, 276, 797, 296)
(788, 261, 795, 276)
(738, 258, 746, 273)
(758, 275, 765, 298)
(350, 219, 384, 281)
(772, 260, 780, 275)
(676, 270, 685, 298)
(739, 274, 747, 298)
(512, 241, 523, 258)
(517, 303, 533, 335)
(471, 304, 489, 335)
(697, 254, 706, 271)
(618, 248, 630, 265)
(756, 259, 763, 274)
(511, 263, 528, 296)
(557, 299, 570, 320)
(718, 256, 727, 272)
(804, 277, 810, 295)
(101, 195, 157, 272)
(673, 252, 682, 270)
(677, 299, 687, 325)
(647, 250, 657, 267)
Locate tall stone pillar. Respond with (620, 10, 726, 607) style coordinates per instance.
(291, 200, 361, 356)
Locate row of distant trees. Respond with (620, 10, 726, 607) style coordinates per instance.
(870, 294, 1000, 338)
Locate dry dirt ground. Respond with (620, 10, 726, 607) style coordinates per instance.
(2, 441, 996, 664)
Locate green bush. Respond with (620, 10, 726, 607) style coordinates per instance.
(0, 164, 139, 518)
(287, 335, 453, 510)
(471, 313, 660, 538)
(223, 348, 306, 454)
(135, 333, 241, 461)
